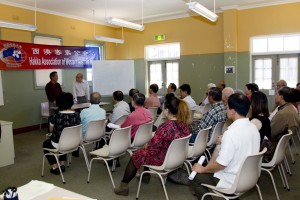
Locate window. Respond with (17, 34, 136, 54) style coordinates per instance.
(254, 58, 272, 89)
(33, 35, 63, 87)
(149, 63, 162, 86)
(145, 43, 180, 61)
(166, 62, 179, 87)
(279, 57, 298, 87)
(85, 42, 104, 81)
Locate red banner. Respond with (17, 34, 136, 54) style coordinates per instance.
(0, 40, 100, 70)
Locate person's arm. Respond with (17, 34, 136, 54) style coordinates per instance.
(270, 112, 286, 139)
(72, 82, 77, 101)
(192, 161, 225, 174)
(85, 81, 90, 101)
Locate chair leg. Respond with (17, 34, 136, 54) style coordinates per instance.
(291, 137, 299, 155)
(278, 165, 286, 189)
(53, 154, 65, 184)
(79, 145, 90, 171)
(284, 156, 292, 176)
(136, 171, 146, 199)
(104, 159, 116, 188)
(256, 184, 263, 200)
(201, 192, 227, 200)
(87, 158, 95, 183)
(288, 143, 296, 164)
(261, 168, 280, 200)
(41, 155, 46, 177)
(157, 173, 169, 200)
(280, 164, 290, 191)
(184, 161, 191, 175)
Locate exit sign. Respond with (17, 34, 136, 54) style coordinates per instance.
(154, 35, 165, 41)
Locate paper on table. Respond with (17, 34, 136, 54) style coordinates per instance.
(17, 180, 55, 200)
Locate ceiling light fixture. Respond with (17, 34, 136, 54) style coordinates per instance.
(94, 35, 124, 44)
(105, 17, 144, 31)
(187, 0, 218, 22)
(0, 0, 37, 31)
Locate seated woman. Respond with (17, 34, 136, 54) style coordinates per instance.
(42, 92, 81, 175)
(114, 93, 191, 196)
(249, 91, 271, 144)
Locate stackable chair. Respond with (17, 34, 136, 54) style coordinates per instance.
(127, 120, 154, 156)
(78, 119, 106, 171)
(104, 115, 128, 140)
(87, 126, 131, 189)
(185, 127, 211, 174)
(261, 130, 293, 200)
(136, 134, 191, 200)
(201, 148, 267, 200)
(40, 102, 50, 130)
(42, 124, 82, 184)
(205, 121, 225, 159)
(148, 107, 158, 121)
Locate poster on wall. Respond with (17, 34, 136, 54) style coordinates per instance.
(225, 66, 235, 74)
(0, 40, 100, 70)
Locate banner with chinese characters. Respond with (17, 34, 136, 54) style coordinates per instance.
(0, 40, 100, 70)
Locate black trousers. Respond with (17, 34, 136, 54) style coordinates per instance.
(43, 139, 66, 165)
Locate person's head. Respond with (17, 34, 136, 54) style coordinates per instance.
(296, 83, 300, 91)
(245, 83, 259, 96)
(275, 86, 300, 105)
(129, 88, 139, 101)
(167, 83, 177, 93)
(164, 93, 190, 124)
(113, 90, 124, 103)
(149, 84, 159, 94)
(251, 91, 269, 117)
(179, 84, 191, 98)
(227, 93, 250, 120)
(276, 80, 287, 90)
(76, 73, 83, 82)
(222, 87, 234, 106)
(207, 83, 216, 90)
(217, 80, 226, 90)
(132, 93, 145, 107)
(56, 92, 74, 111)
(50, 71, 58, 83)
(208, 87, 222, 104)
(90, 92, 101, 104)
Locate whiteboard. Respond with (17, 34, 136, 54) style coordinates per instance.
(92, 60, 135, 96)
(0, 71, 3, 106)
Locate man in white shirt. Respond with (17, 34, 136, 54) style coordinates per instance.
(109, 91, 130, 123)
(72, 73, 90, 103)
(179, 83, 197, 110)
(190, 93, 260, 200)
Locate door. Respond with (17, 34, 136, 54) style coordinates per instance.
(148, 60, 179, 96)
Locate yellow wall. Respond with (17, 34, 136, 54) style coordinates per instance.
(115, 16, 224, 59)
(237, 2, 300, 52)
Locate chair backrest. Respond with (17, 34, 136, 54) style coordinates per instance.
(229, 148, 267, 194)
(84, 119, 106, 142)
(131, 120, 154, 147)
(162, 134, 191, 171)
(148, 107, 158, 120)
(108, 126, 131, 156)
(268, 130, 293, 166)
(207, 121, 225, 146)
(58, 124, 82, 154)
(189, 127, 211, 158)
(41, 102, 50, 117)
(114, 115, 128, 125)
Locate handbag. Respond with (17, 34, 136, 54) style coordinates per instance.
(260, 139, 278, 163)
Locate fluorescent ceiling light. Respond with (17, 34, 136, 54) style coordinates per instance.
(94, 36, 124, 44)
(187, 2, 218, 22)
(0, 20, 37, 31)
(105, 17, 144, 31)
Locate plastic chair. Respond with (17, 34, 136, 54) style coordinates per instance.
(78, 119, 106, 171)
(40, 102, 50, 130)
(127, 120, 154, 156)
(261, 130, 293, 200)
(42, 124, 82, 184)
(136, 134, 191, 200)
(201, 148, 267, 200)
(87, 126, 131, 189)
(147, 107, 158, 121)
(185, 127, 211, 174)
(205, 121, 225, 158)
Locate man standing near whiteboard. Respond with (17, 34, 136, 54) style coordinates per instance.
(45, 71, 62, 114)
(73, 73, 90, 104)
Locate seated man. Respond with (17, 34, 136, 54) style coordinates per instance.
(159, 83, 177, 110)
(121, 93, 152, 140)
(80, 92, 106, 139)
(190, 87, 227, 142)
(144, 84, 160, 108)
(179, 83, 197, 111)
(109, 91, 130, 124)
(190, 93, 260, 200)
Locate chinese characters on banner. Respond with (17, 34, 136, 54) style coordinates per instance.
(0, 40, 100, 70)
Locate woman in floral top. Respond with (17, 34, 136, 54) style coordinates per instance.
(114, 93, 190, 196)
(42, 92, 81, 175)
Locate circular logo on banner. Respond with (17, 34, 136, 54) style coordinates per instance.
(0, 44, 27, 68)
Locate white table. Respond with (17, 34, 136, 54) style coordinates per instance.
(0, 120, 14, 167)
(51, 102, 110, 110)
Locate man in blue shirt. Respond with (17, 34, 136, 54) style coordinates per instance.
(80, 92, 106, 139)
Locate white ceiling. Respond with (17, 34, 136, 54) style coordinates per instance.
(1, 0, 299, 25)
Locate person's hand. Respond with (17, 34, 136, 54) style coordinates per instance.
(216, 135, 222, 145)
(192, 163, 205, 173)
